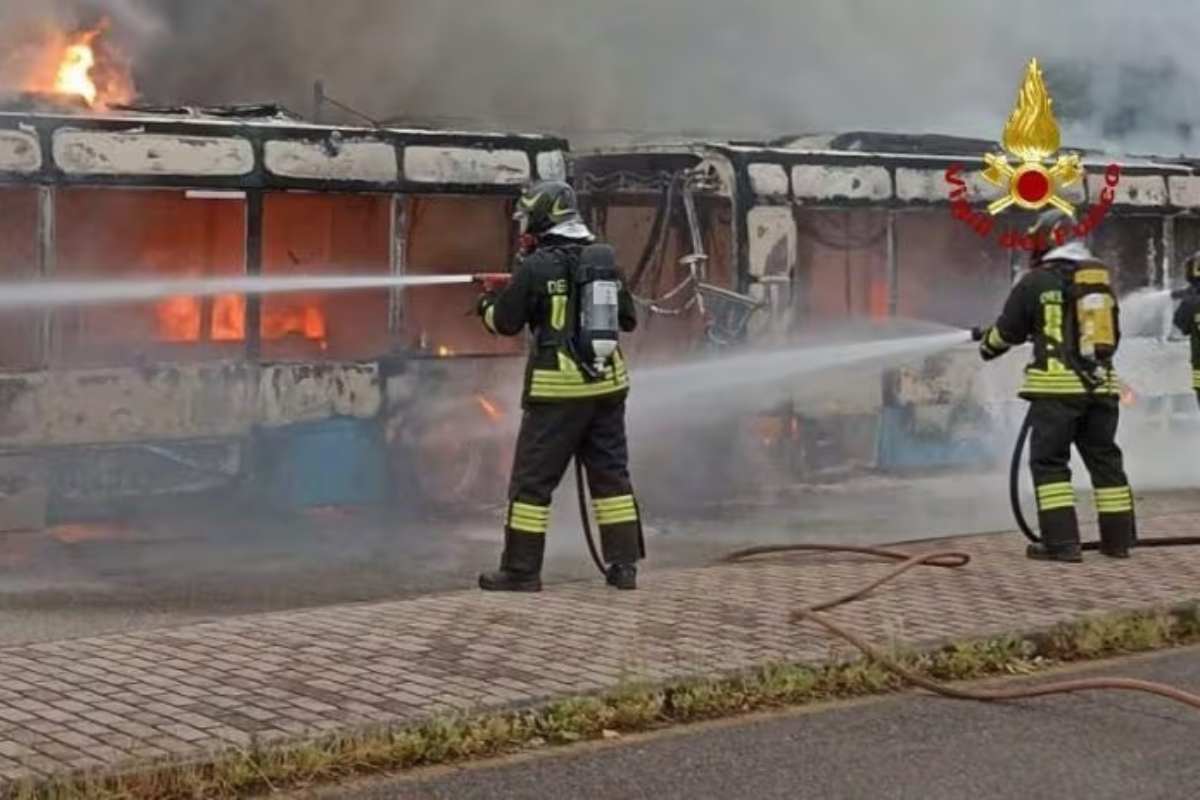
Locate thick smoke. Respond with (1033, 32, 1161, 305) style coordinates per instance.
(2, 1, 1200, 153)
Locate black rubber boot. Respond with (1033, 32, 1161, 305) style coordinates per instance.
(1026, 542, 1083, 562)
(605, 563, 637, 590)
(479, 529, 544, 592)
(600, 525, 641, 590)
(1029, 507, 1083, 563)
(1098, 513, 1134, 559)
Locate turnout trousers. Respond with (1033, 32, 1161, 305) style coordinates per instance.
(497, 395, 644, 576)
(1028, 394, 1136, 552)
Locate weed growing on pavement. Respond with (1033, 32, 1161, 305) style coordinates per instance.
(9, 602, 1200, 800)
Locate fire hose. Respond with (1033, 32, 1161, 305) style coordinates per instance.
(488, 285, 1200, 709)
(720, 543, 1200, 711)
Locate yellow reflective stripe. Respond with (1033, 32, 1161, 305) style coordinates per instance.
(1074, 269, 1110, 285)
(593, 495, 638, 524)
(510, 502, 550, 518)
(596, 509, 639, 525)
(508, 501, 550, 533)
(550, 295, 567, 330)
(1021, 369, 1119, 395)
(1038, 497, 1076, 511)
(986, 327, 1011, 350)
(528, 350, 630, 399)
(530, 385, 627, 399)
(1036, 482, 1075, 511)
(1193, 369, 1200, 389)
(1094, 486, 1133, 513)
(1036, 485, 1074, 500)
(531, 370, 630, 385)
(529, 382, 630, 399)
(483, 304, 498, 334)
(593, 495, 636, 510)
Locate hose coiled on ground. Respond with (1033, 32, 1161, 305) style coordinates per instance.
(722, 544, 1200, 711)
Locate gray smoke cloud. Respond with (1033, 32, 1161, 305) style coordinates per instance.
(2, 0, 1200, 153)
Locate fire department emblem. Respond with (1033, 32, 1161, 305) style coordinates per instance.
(982, 58, 1082, 216)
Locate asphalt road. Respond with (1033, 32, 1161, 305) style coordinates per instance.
(310, 645, 1200, 800)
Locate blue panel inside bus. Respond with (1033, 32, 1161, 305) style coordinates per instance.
(257, 417, 389, 509)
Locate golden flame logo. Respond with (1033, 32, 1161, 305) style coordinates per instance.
(982, 58, 1082, 216)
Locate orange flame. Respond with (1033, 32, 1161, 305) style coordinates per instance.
(155, 295, 202, 342)
(54, 32, 100, 105)
(212, 294, 247, 341)
(18, 21, 138, 108)
(476, 395, 503, 422)
(154, 294, 329, 349)
(1120, 383, 1137, 407)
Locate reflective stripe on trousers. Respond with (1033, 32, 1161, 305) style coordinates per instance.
(592, 494, 638, 526)
(1036, 481, 1075, 512)
(508, 501, 550, 534)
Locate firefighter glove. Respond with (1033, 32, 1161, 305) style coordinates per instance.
(978, 326, 1007, 361)
(476, 292, 500, 334)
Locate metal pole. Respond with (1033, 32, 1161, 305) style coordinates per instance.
(245, 192, 264, 361)
(886, 210, 898, 317)
(37, 186, 54, 366)
(389, 195, 409, 338)
(313, 80, 325, 124)
(1162, 214, 1175, 342)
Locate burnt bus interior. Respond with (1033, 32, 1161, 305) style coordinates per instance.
(575, 152, 740, 364)
(575, 133, 1200, 482)
(0, 103, 566, 529)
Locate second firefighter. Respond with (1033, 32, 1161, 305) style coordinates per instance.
(475, 180, 644, 592)
(977, 211, 1136, 562)
(1172, 251, 1200, 408)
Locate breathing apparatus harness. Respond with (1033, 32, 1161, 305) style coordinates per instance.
(564, 243, 623, 382)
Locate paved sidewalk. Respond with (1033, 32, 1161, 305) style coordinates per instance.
(2, 512, 1200, 785)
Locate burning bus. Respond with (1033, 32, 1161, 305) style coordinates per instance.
(0, 27, 575, 528)
(1, 22, 1197, 529)
(575, 131, 1200, 481)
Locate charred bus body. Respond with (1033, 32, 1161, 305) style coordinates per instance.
(575, 132, 1200, 483)
(1, 117, 1198, 529)
(0, 103, 568, 528)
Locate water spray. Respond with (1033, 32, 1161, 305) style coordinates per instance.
(0, 273, 514, 310)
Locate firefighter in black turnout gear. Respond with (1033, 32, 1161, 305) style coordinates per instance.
(978, 210, 1136, 562)
(475, 181, 643, 592)
(1172, 251, 1200, 408)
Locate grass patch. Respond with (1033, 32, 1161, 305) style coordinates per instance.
(8, 602, 1200, 800)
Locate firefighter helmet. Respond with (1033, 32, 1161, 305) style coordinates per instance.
(1027, 208, 1075, 264)
(514, 181, 582, 236)
(1185, 250, 1200, 286)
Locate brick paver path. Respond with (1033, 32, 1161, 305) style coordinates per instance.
(3, 513, 1200, 784)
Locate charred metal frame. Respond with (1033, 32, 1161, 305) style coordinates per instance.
(576, 138, 1200, 329)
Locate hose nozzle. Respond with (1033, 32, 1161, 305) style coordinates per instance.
(969, 326, 985, 342)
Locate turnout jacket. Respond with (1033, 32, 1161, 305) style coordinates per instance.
(980, 248, 1120, 398)
(481, 240, 637, 405)
(1174, 291, 1200, 391)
